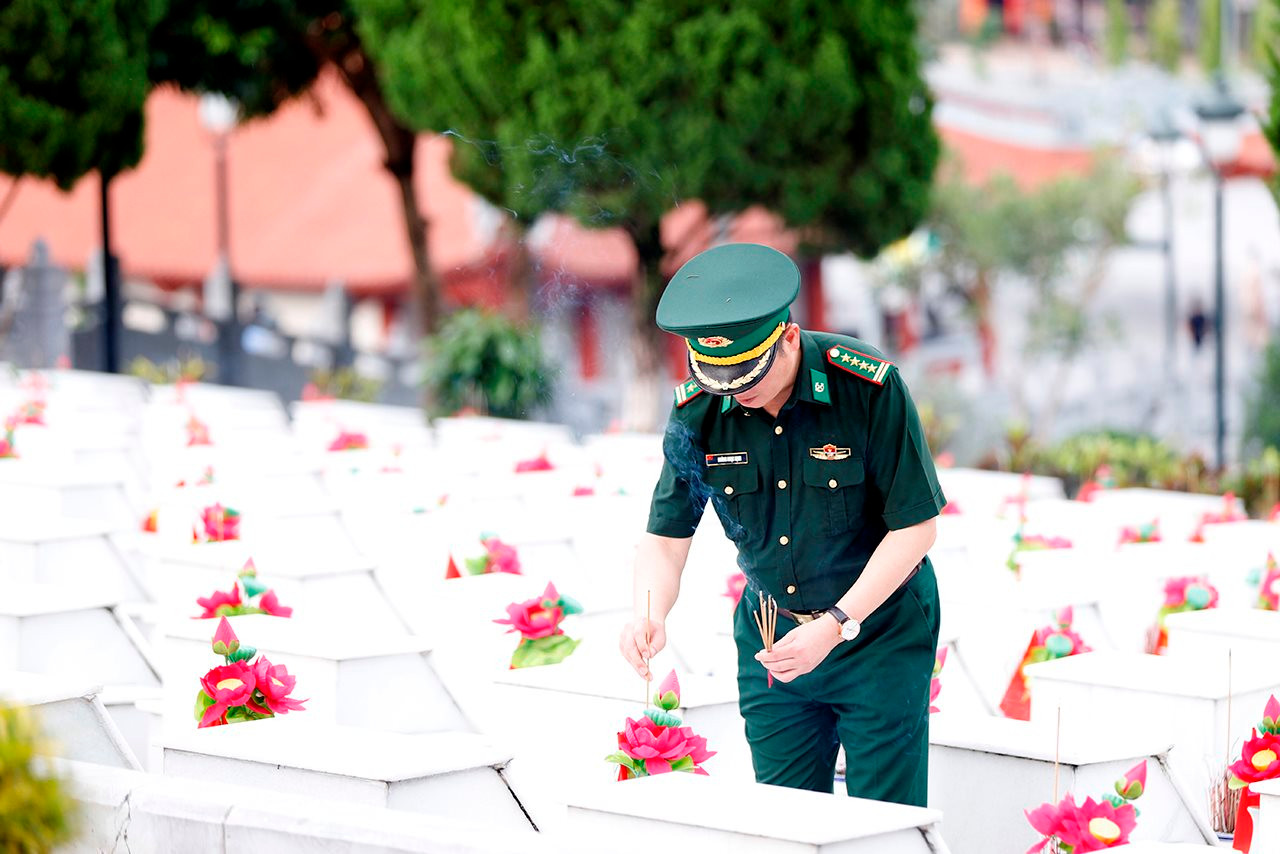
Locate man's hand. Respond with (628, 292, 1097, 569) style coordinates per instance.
(754, 615, 841, 683)
(620, 617, 667, 679)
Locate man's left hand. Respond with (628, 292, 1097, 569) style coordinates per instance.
(754, 615, 842, 683)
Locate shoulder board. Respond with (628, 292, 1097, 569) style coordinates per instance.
(674, 378, 704, 408)
(825, 344, 893, 385)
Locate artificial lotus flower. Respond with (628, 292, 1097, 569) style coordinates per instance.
(941, 501, 962, 515)
(494, 582, 582, 668)
(1117, 519, 1161, 545)
(571, 485, 596, 497)
(0, 416, 17, 459)
(141, 509, 159, 533)
(197, 586, 243, 619)
(211, 617, 240, 656)
(1229, 729, 1280, 788)
(1114, 760, 1147, 800)
(199, 503, 241, 542)
(257, 589, 293, 618)
(613, 715, 715, 778)
(198, 661, 261, 727)
(1025, 794, 1137, 853)
(1005, 527, 1073, 574)
(930, 648, 947, 714)
(514, 451, 554, 473)
(1189, 492, 1247, 542)
(1148, 576, 1219, 654)
(724, 572, 747, 604)
(1001, 608, 1090, 720)
(12, 400, 46, 426)
(483, 537, 522, 575)
(186, 414, 212, 446)
(327, 430, 369, 452)
(1258, 553, 1280, 611)
(251, 656, 307, 715)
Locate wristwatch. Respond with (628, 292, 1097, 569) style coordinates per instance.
(826, 606, 861, 641)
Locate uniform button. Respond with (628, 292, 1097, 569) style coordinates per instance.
(786, 585, 797, 594)
(828, 478, 838, 488)
(779, 535, 790, 546)
(829, 347, 840, 358)
(777, 479, 787, 489)
(774, 426, 783, 435)
(724, 485, 734, 495)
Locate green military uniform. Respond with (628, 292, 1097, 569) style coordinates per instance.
(645, 243, 944, 806)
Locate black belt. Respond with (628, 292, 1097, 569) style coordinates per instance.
(776, 560, 922, 625)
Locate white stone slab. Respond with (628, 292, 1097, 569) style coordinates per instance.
(0, 671, 140, 769)
(1252, 777, 1280, 854)
(160, 717, 530, 830)
(0, 517, 143, 600)
(0, 462, 136, 531)
(1165, 608, 1280, 674)
(1024, 651, 1279, 794)
(928, 714, 1215, 852)
(1087, 489, 1245, 543)
(159, 614, 467, 734)
(567, 772, 946, 853)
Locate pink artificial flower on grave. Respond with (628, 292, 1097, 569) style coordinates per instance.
(1025, 795, 1137, 853)
(1270, 503, 1280, 523)
(614, 715, 716, 778)
(934, 451, 955, 468)
(514, 451, 554, 473)
(211, 617, 240, 656)
(196, 585, 243, 619)
(1229, 729, 1280, 787)
(1117, 519, 1161, 545)
(1162, 576, 1219, 610)
(571, 485, 595, 497)
(198, 661, 261, 727)
(930, 648, 947, 713)
(724, 572, 746, 604)
(301, 382, 333, 402)
(258, 589, 293, 618)
(186, 414, 212, 446)
(493, 583, 565, 640)
(1189, 492, 1247, 542)
(199, 503, 241, 542)
(327, 430, 369, 452)
(250, 656, 307, 715)
(483, 538, 522, 574)
(1115, 760, 1147, 800)
(1259, 553, 1280, 611)
(141, 509, 159, 533)
(941, 501, 962, 515)
(13, 400, 46, 426)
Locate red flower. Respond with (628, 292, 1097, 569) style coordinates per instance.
(1230, 729, 1280, 786)
(1162, 576, 1219, 609)
(1259, 554, 1280, 610)
(327, 430, 368, 452)
(141, 509, 158, 533)
(1025, 795, 1137, 852)
(494, 583, 565, 639)
(251, 656, 307, 715)
(723, 572, 746, 604)
(186, 415, 212, 446)
(258, 589, 293, 618)
(514, 452, 554, 473)
(1116, 760, 1147, 800)
(483, 538, 522, 574)
(196, 585, 242, 619)
(200, 504, 240, 541)
(616, 715, 716, 776)
(198, 661, 260, 727)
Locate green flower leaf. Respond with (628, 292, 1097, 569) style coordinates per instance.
(656, 690, 680, 711)
(227, 645, 257, 663)
(193, 690, 215, 722)
(669, 755, 695, 773)
(509, 634, 580, 668)
(559, 595, 584, 616)
(644, 708, 682, 728)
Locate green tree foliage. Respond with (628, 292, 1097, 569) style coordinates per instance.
(0, 0, 161, 189)
(1148, 0, 1183, 72)
(1200, 0, 1222, 73)
(1104, 0, 1130, 66)
(0, 704, 77, 853)
(1246, 341, 1280, 452)
(358, 0, 938, 423)
(423, 309, 552, 418)
(147, 1, 445, 333)
(1260, 0, 1280, 204)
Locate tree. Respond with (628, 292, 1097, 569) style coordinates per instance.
(1200, 0, 1222, 73)
(357, 0, 938, 427)
(1148, 0, 1182, 72)
(148, 1, 444, 333)
(1104, 0, 1130, 66)
(1261, 0, 1280, 205)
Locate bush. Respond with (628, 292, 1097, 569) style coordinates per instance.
(423, 309, 553, 419)
(1148, 0, 1182, 71)
(1245, 341, 1280, 453)
(0, 704, 76, 853)
(1104, 0, 1130, 65)
(305, 367, 383, 403)
(126, 354, 211, 384)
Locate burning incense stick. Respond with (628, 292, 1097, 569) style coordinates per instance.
(643, 590, 652, 706)
(1053, 706, 1061, 803)
(753, 591, 777, 687)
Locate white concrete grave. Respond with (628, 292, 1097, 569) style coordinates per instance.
(935, 468, 1064, 516)
(0, 671, 140, 769)
(566, 772, 950, 854)
(159, 614, 468, 735)
(1024, 651, 1280, 794)
(0, 516, 144, 601)
(160, 717, 531, 830)
(1164, 608, 1280, 674)
(1087, 489, 1245, 543)
(1252, 776, 1280, 854)
(928, 714, 1216, 853)
(0, 462, 137, 532)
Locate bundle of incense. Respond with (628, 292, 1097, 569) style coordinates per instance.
(753, 591, 777, 687)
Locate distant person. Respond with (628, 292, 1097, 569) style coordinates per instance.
(1189, 297, 1209, 352)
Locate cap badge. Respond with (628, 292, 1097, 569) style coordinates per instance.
(809, 444, 851, 461)
(696, 336, 734, 348)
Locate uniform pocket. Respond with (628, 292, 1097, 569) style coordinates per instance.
(802, 456, 865, 537)
(704, 464, 760, 535)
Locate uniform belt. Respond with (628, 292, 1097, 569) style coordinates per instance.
(776, 561, 923, 625)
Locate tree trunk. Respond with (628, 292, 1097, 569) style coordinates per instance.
(623, 222, 668, 432)
(313, 39, 442, 336)
(973, 268, 997, 377)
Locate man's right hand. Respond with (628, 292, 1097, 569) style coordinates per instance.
(619, 617, 667, 679)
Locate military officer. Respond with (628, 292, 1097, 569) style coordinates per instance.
(619, 242, 944, 806)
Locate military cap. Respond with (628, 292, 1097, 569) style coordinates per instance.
(657, 243, 800, 396)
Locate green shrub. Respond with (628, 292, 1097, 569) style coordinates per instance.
(1104, 0, 1130, 65)
(1200, 0, 1222, 72)
(1148, 0, 1183, 71)
(0, 704, 76, 853)
(1246, 341, 1280, 452)
(306, 367, 383, 403)
(423, 309, 553, 419)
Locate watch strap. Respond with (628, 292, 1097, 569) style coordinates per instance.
(826, 605, 850, 625)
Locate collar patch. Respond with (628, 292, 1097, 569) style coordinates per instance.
(674, 378, 704, 408)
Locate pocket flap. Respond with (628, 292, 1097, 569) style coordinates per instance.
(704, 464, 760, 497)
(802, 456, 865, 490)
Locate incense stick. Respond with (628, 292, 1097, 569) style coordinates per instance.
(1053, 706, 1061, 803)
(1226, 649, 1233, 767)
(643, 590, 652, 707)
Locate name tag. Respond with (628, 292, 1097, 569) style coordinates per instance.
(706, 452, 749, 467)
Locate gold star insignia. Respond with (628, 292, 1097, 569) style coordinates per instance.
(841, 354, 853, 364)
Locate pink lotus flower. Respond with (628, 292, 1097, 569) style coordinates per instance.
(1259, 553, 1280, 610)
(13, 400, 45, 426)
(211, 617, 240, 657)
(494, 582, 565, 639)
(1115, 760, 1147, 800)
(197, 586, 242, 619)
(941, 501, 962, 515)
(514, 452, 554, 473)
(198, 661, 261, 727)
(483, 538, 522, 574)
(723, 572, 746, 604)
(1190, 492, 1247, 542)
(1162, 576, 1219, 610)
(258, 589, 293, 618)
(615, 715, 716, 777)
(186, 414, 212, 446)
(1026, 795, 1137, 853)
(251, 656, 307, 715)
(200, 503, 240, 541)
(327, 430, 368, 452)
(1117, 519, 1160, 545)
(1230, 729, 1280, 787)
(930, 648, 947, 713)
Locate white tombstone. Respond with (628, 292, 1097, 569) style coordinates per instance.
(0, 463, 136, 532)
(158, 614, 468, 735)
(159, 717, 530, 830)
(1164, 608, 1280, 674)
(0, 672, 140, 769)
(1252, 776, 1280, 854)
(0, 517, 144, 601)
(928, 713, 1217, 853)
(1024, 651, 1280, 794)
(566, 772, 948, 853)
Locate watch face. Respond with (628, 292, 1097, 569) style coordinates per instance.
(841, 620, 860, 641)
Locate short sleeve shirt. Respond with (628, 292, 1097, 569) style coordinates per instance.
(646, 330, 946, 610)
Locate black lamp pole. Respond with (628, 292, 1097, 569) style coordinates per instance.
(100, 171, 120, 373)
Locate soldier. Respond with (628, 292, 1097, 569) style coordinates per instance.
(620, 243, 944, 806)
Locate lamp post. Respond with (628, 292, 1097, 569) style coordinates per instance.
(1147, 109, 1182, 392)
(198, 93, 240, 384)
(1192, 75, 1245, 472)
